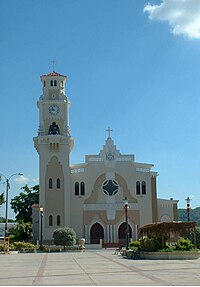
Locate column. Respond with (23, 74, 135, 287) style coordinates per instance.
(135, 224, 138, 241)
(110, 225, 113, 243)
(106, 225, 110, 243)
(113, 225, 117, 243)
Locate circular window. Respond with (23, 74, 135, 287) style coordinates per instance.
(102, 179, 119, 196)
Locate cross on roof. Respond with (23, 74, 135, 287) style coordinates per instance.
(50, 60, 57, 71)
(106, 127, 113, 138)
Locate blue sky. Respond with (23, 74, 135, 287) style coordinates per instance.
(1, 0, 200, 219)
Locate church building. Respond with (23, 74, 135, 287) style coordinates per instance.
(33, 70, 178, 245)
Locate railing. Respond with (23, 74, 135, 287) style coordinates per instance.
(86, 157, 104, 162)
(86, 156, 134, 162)
(71, 168, 85, 174)
(116, 157, 133, 162)
(136, 167, 150, 173)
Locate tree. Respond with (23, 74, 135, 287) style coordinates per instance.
(0, 192, 5, 206)
(0, 192, 5, 223)
(11, 184, 39, 223)
(53, 227, 76, 249)
(9, 220, 32, 241)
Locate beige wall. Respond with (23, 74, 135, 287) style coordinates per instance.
(173, 203, 178, 221)
(34, 72, 177, 243)
(70, 161, 157, 241)
(157, 199, 179, 222)
(151, 176, 158, 223)
(45, 156, 64, 228)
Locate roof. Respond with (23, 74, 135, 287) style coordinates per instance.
(40, 71, 66, 78)
(139, 221, 197, 236)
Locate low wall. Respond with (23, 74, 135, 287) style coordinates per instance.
(85, 243, 102, 249)
(84, 239, 102, 249)
(140, 251, 200, 260)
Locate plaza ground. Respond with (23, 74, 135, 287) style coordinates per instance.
(0, 249, 200, 285)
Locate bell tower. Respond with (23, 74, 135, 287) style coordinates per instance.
(33, 71, 74, 241)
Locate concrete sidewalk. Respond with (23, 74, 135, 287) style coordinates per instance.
(0, 249, 200, 285)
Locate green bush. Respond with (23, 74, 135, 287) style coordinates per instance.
(129, 241, 140, 250)
(53, 227, 76, 249)
(8, 244, 15, 251)
(12, 241, 36, 251)
(0, 243, 15, 251)
(140, 234, 162, 252)
(175, 238, 194, 251)
(0, 241, 37, 251)
(159, 246, 176, 252)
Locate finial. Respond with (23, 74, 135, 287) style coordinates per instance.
(50, 60, 57, 71)
(106, 127, 113, 138)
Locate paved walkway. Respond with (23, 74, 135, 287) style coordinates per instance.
(0, 249, 200, 285)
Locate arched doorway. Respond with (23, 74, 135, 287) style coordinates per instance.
(160, 215, 171, 222)
(118, 222, 132, 245)
(90, 223, 104, 244)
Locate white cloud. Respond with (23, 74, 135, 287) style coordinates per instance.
(14, 176, 29, 184)
(144, 0, 200, 39)
(31, 178, 39, 183)
(14, 176, 39, 185)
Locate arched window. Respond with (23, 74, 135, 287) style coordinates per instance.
(57, 178, 60, 189)
(75, 182, 79, 196)
(43, 81, 46, 87)
(80, 182, 85, 196)
(54, 80, 57, 86)
(57, 215, 61, 226)
(61, 81, 63, 87)
(136, 181, 140, 195)
(142, 181, 146, 195)
(49, 178, 53, 189)
(49, 215, 53, 226)
(50, 80, 53, 86)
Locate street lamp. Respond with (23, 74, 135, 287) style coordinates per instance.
(185, 197, 191, 222)
(124, 197, 129, 250)
(0, 173, 23, 253)
(40, 205, 44, 250)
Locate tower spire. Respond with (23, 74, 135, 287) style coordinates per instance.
(50, 60, 57, 71)
(106, 127, 113, 138)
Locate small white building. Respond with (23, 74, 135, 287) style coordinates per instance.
(33, 71, 178, 245)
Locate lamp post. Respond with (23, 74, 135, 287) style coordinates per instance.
(40, 205, 44, 250)
(124, 197, 129, 250)
(0, 173, 23, 253)
(185, 197, 191, 222)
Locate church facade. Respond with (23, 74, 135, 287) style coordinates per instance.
(33, 71, 178, 244)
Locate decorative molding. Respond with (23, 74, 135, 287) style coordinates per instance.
(136, 167, 151, 173)
(84, 202, 139, 211)
(71, 168, 85, 174)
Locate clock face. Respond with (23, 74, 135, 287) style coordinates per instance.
(49, 105, 60, 115)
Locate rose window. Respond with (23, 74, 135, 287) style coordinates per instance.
(102, 180, 119, 196)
